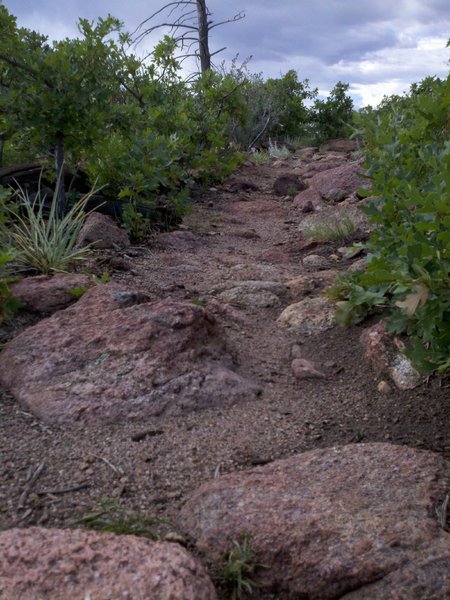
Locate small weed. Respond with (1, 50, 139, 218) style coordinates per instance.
(303, 215, 357, 243)
(95, 271, 110, 284)
(268, 140, 290, 160)
(216, 535, 261, 599)
(72, 500, 166, 539)
(287, 185, 298, 197)
(68, 285, 90, 299)
(250, 150, 270, 164)
(190, 298, 206, 307)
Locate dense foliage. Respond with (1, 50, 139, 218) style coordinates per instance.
(335, 74, 450, 373)
(0, 5, 356, 320)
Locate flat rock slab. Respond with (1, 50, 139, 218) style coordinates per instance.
(0, 284, 261, 424)
(0, 527, 217, 600)
(216, 280, 287, 309)
(180, 443, 450, 599)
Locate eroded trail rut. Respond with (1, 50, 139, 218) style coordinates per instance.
(0, 147, 449, 599)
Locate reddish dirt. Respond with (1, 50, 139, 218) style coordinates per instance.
(0, 153, 449, 590)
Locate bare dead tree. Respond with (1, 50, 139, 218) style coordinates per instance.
(133, 1, 245, 75)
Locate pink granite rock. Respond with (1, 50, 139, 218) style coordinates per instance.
(273, 174, 306, 196)
(291, 358, 325, 379)
(0, 283, 261, 424)
(341, 540, 450, 599)
(360, 320, 391, 374)
(180, 443, 450, 599)
(10, 274, 94, 314)
(323, 139, 361, 153)
(277, 296, 335, 335)
(286, 270, 339, 300)
(0, 527, 217, 600)
(292, 186, 325, 211)
(77, 212, 130, 249)
(360, 321, 422, 390)
(295, 160, 367, 210)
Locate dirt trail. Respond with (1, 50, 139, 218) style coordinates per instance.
(0, 153, 449, 537)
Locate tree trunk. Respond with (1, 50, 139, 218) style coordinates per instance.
(0, 134, 4, 169)
(55, 131, 67, 217)
(196, 0, 211, 73)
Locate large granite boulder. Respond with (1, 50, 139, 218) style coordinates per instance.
(0, 527, 217, 600)
(294, 160, 366, 209)
(180, 443, 450, 599)
(0, 283, 261, 424)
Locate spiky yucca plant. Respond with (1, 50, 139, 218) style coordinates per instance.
(9, 178, 99, 274)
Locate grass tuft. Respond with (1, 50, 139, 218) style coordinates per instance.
(215, 535, 262, 599)
(72, 500, 166, 539)
(303, 214, 358, 243)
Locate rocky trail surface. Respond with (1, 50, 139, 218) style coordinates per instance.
(1, 142, 449, 598)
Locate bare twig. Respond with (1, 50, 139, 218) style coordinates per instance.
(88, 452, 124, 475)
(18, 462, 45, 509)
(37, 482, 90, 496)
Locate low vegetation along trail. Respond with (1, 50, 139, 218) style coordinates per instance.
(0, 145, 449, 593)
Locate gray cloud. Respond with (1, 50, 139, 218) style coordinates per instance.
(4, 0, 450, 106)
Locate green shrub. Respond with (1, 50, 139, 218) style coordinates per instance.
(335, 74, 450, 373)
(312, 82, 354, 143)
(0, 249, 20, 322)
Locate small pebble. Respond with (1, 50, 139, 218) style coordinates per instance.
(377, 380, 392, 395)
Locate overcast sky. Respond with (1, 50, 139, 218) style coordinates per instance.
(4, 0, 450, 107)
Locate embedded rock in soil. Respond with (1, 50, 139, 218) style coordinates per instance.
(322, 187, 348, 203)
(360, 321, 391, 374)
(292, 187, 325, 211)
(348, 257, 366, 272)
(216, 280, 286, 309)
(360, 322, 422, 390)
(389, 353, 421, 390)
(273, 174, 306, 196)
(76, 212, 130, 249)
(291, 358, 325, 379)
(0, 527, 217, 600)
(0, 283, 261, 424)
(323, 139, 360, 153)
(277, 296, 335, 335)
(10, 274, 94, 315)
(302, 253, 331, 271)
(157, 230, 204, 252)
(229, 263, 279, 281)
(226, 178, 260, 193)
(300, 157, 348, 178)
(286, 270, 338, 300)
(180, 443, 450, 600)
